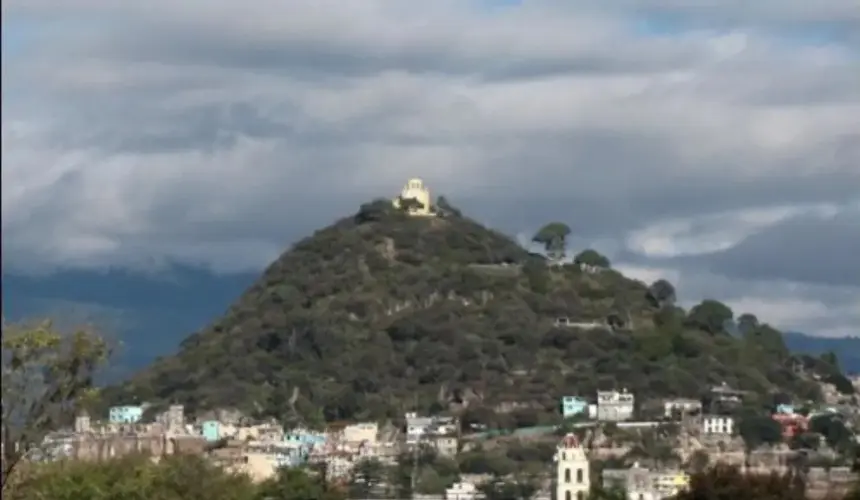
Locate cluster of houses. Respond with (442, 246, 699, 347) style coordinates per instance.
(33, 377, 857, 500)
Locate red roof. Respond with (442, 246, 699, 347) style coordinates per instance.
(560, 433, 580, 448)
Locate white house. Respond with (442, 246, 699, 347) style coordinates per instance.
(663, 398, 702, 418)
(597, 389, 635, 422)
(405, 412, 434, 445)
(555, 433, 590, 500)
(446, 481, 478, 500)
(702, 415, 734, 435)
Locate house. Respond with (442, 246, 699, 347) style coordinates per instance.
(663, 399, 702, 418)
(555, 434, 590, 500)
(603, 463, 689, 500)
(702, 415, 734, 436)
(405, 413, 434, 445)
(431, 435, 459, 457)
(597, 390, 635, 422)
(109, 405, 143, 424)
(342, 422, 378, 444)
(202, 421, 221, 442)
(772, 413, 808, 439)
(561, 396, 589, 419)
(776, 404, 795, 415)
(446, 481, 478, 500)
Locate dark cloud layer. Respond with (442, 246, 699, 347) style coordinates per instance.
(2, 0, 858, 335)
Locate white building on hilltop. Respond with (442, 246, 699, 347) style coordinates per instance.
(392, 178, 434, 217)
(555, 433, 590, 500)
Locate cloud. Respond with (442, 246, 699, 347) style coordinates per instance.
(2, 1, 858, 336)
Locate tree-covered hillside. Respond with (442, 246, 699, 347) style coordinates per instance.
(105, 198, 832, 424)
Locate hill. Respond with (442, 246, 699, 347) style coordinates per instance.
(783, 332, 860, 374)
(106, 197, 832, 425)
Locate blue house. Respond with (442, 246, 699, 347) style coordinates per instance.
(776, 404, 795, 415)
(201, 421, 221, 442)
(284, 429, 326, 447)
(560, 396, 588, 418)
(109, 405, 143, 424)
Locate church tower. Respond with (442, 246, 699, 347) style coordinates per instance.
(555, 433, 590, 500)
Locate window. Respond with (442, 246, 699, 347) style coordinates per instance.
(562, 452, 567, 460)
(638, 495, 644, 500)
(576, 492, 584, 500)
(565, 468, 571, 483)
(576, 468, 583, 483)
(565, 492, 572, 500)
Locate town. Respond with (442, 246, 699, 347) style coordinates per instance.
(33, 375, 860, 499)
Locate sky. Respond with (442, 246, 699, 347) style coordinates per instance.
(2, 0, 859, 338)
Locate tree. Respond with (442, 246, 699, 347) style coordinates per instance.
(257, 466, 344, 500)
(532, 222, 572, 262)
(686, 450, 710, 474)
(738, 414, 784, 452)
(573, 249, 611, 270)
(685, 300, 734, 335)
(646, 279, 676, 308)
(436, 196, 462, 217)
(396, 196, 425, 214)
(1, 320, 111, 491)
(737, 313, 760, 335)
(477, 474, 538, 500)
(4, 454, 257, 500)
(348, 458, 387, 499)
(675, 464, 807, 500)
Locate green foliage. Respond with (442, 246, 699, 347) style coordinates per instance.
(477, 474, 539, 500)
(5, 454, 258, 500)
(738, 413, 784, 451)
(1, 320, 112, 490)
(676, 464, 807, 500)
(573, 249, 611, 269)
(532, 222, 572, 261)
(685, 299, 734, 335)
(107, 202, 823, 423)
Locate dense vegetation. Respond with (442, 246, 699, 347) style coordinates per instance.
(7, 454, 858, 500)
(105, 197, 834, 424)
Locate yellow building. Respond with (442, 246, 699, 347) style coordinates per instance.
(392, 178, 434, 216)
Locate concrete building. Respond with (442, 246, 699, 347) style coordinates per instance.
(663, 398, 702, 418)
(603, 464, 689, 500)
(202, 421, 221, 442)
(342, 422, 378, 444)
(702, 415, 734, 436)
(561, 396, 589, 419)
(446, 481, 478, 500)
(555, 434, 590, 500)
(109, 405, 143, 424)
(406, 412, 434, 445)
(597, 390, 635, 422)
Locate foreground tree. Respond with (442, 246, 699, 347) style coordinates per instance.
(676, 464, 807, 500)
(532, 222, 572, 263)
(1, 319, 111, 491)
(4, 454, 257, 500)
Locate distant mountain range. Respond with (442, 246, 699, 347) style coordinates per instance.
(782, 331, 860, 375)
(3, 266, 858, 377)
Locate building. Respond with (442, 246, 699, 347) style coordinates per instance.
(772, 413, 808, 439)
(431, 435, 459, 457)
(663, 398, 702, 418)
(74, 412, 91, 433)
(702, 415, 734, 435)
(202, 421, 221, 442)
(775, 404, 795, 415)
(597, 390, 635, 422)
(561, 396, 589, 419)
(446, 481, 478, 500)
(392, 178, 433, 217)
(109, 405, 143, 424)
(342, 422, 378, 444)
(603, 464, 689, 500)
(555, 434, 590, 500)
(405, 412, 435, 445)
